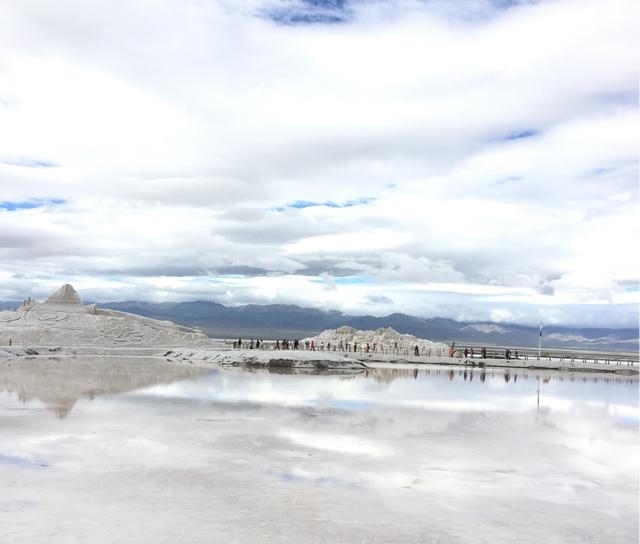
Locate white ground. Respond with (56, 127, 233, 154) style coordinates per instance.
(0, 357, 637, 543)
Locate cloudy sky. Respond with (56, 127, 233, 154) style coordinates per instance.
(0, 0, 637, 327)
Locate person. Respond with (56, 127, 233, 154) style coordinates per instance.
(464, 347, 469, 358)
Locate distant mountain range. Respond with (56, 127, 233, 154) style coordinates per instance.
(100, 300, 640, 351)
(2, 298, 636, 351)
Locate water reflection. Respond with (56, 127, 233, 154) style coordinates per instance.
(0, 357, 205, 419)
(136, 365, 638, 422)
(1, 359, 637, 420)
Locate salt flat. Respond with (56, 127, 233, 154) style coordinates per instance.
(1, 357, 637, 544)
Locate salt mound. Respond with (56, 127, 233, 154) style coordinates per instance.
(0, 284, 214, 348)
(308, 326, 448, 354)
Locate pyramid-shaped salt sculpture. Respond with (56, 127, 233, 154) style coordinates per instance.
(44, 284, 83, 305)
(33, 283, 88, 313)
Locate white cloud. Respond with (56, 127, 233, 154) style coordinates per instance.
(0, 0, 637, 327)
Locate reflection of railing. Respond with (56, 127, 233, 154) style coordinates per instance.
(355, 366, 637, 386)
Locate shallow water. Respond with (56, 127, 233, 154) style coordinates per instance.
(1, 358, 638, 543)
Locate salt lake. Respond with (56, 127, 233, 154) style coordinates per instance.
(1, 358, 638, 543)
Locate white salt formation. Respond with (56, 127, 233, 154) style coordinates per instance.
(0, 284, 213, 348)
(308, 326, 449, 355)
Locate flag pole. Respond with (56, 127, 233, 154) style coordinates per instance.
(538, 323, 543, 360)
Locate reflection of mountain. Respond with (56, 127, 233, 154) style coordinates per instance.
(0, 357, 205, 419)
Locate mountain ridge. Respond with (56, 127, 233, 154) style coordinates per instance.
(1, 298, 636, 351)
(97, 300, 637, 351)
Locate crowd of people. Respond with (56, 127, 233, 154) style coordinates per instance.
(231, 337, 447, 356)
(232, 337, 521, 361)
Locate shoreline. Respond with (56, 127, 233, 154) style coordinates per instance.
(1, 344, 637, 375)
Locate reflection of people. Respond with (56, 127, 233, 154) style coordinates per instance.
(448, 369, 454, 381)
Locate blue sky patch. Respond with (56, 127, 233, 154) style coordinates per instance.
(502, 129, 539, 141)
(284, 198, 374, 210)
(310, 275, 371, 285)
(1, 157, 58, 168)
(262, 0, 351, 25)
(591, 167, 615, 176)
(0, 198, 65, 211)
(334, 276, 371, 285)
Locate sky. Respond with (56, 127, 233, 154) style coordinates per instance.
(0, 0, 638, 328)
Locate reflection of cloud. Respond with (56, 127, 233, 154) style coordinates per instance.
(607, 403, 639, 422)
(141, 367, 639, 423)
(399, 399, 508, 412)
(265, 467, 360, 489)
(279, 430, 393, 457)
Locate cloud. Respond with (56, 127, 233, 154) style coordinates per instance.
(0, 0, 637, 327)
